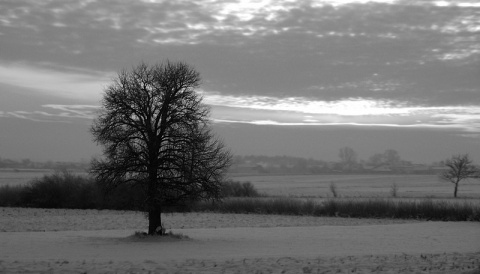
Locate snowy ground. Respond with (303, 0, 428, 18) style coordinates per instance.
(0, 207, 479, 273)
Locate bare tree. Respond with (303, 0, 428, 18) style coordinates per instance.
(91, 61, 231, 235)
(440, 154, 477, 198)
(368, 153, 384, 166)
(383, 149, 400, 166)
(338, 146, 357, 170)
(368, 149, 401, 167)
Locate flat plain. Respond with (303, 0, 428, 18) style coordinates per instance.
(0, 208, 479, 273)
(4, 171, 480, 199)
(232, 173, 480, 199)
(0, 171, 479, 273)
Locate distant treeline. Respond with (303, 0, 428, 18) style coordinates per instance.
(1, 151, 447, 175)
(229, 154, 446, 175)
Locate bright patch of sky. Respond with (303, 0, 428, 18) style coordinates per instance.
(0, 63, 109, 102)
(204, 92, 480, 131)
(0, 104, 99, 123)
(432, 1, 480, 7)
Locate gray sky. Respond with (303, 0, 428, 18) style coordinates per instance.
(0, 0, 479, 163)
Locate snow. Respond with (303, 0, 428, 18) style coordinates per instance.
(0, 207, 479, 273)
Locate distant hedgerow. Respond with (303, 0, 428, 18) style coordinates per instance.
(22, 171, 100, 209)
(190, 197, 480, 222)
(221, 180, 260, 197)
(1, 173, 478, 222)
(0, 174, 260, 210)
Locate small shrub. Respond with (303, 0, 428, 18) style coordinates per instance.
(0, 171, 103, 209)
(132, 230, 189, 239)
(221, 180, 260, 197)
(390, 183, 398, 198)
(329, 182, 338, 198)
(23, 171, 100, 209)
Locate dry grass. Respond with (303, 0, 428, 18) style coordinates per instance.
(192, 197, 480, 221)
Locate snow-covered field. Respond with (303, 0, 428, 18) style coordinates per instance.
(0, 208, 479, 273)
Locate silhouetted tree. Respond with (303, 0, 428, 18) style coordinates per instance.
(440, 154, 477, 198)
(91, 61, 231, 235)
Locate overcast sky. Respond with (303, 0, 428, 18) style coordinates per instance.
(0, 0, 479, 163)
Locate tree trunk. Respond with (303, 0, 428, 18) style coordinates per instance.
(148, 208, 162, 235)
(454, 182, 458, 198)
(147, 170, 162, 235)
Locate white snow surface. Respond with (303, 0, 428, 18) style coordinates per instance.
(0, 208, 479, 273)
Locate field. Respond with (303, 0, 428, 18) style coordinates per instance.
(1, 172, 479, 273)
(232, 173, 480, 199)
(4, 171, 479, 199)
(0, 170, 51, 186)
(2, 170, 479, 198)
(0, 208, 479, 273)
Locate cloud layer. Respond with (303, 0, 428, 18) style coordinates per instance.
(205, 92, 480, 131)
(0, 104, 98, 123)
(0, 0, 479, 131)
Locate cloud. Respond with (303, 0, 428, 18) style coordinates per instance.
(212, 117, 469, 130)
(0, 63, 111, 102)
(42, 104, 99, 119)
(1, 0, 478, 66)
(204, 91, 478, 116)
(1, 104, 99, 123)
(204, 92, 413, 116)
(205, 92, 480, 131)
(2, 89, 479, 133)
(0, 0, 479, 129)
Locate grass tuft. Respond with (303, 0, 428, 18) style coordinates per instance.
(132, 230, 189, 240)
(390, 183, 398, 198)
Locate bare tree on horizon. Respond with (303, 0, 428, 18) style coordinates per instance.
(440, 154, 477, 198)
